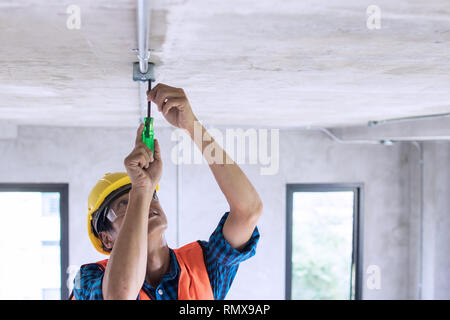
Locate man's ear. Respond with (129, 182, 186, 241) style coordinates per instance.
(99, 231, 114, 251)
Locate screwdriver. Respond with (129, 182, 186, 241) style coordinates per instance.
(142, 80, 154, 152)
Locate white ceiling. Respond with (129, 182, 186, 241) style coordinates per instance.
(0, 0, 449, 128)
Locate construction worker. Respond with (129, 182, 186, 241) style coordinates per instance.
(71, 83, 263, 300)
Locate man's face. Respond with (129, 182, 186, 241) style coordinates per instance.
(101, 191, 168, 250)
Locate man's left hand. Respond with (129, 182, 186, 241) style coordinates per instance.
(147, 83, 197, 131)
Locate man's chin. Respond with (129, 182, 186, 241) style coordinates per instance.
(147, 219, 168, 235)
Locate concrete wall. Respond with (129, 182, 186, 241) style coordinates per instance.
(421, 142, 450, 299)
(0, 125, 448, 299)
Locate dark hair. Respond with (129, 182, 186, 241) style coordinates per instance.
(96, 214, 114, 234)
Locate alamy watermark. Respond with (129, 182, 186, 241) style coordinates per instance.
(66, 5, 81, 30)
(170, 122, 280, 176)
(366, 264, 381, 290)
(366, 5, 381, 30)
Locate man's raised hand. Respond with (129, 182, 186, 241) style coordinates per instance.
(124, 124, 162, 191)
(147, 83, 197, 131)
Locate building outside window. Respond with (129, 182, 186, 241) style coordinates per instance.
(286, 184, 363, 300)
(0, 184, 68, 300)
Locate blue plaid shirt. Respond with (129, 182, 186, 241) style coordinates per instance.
(73, 212, 259, 300)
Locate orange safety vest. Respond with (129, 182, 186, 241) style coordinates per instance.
(71, 241, 214, 300)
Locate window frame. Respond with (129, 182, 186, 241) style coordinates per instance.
(285, 183, 364, 300)
(0, 183, 69, 299)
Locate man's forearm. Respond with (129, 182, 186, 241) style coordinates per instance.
(102, 187, 152, 299)
(186, 120, 263, 217)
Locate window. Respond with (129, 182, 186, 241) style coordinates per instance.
(0, 184, 68, 300)
(286, 184, 363, 300)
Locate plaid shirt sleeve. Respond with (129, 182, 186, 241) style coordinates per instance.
(199, 211, 260, 300)
(72, 263, 105, 300)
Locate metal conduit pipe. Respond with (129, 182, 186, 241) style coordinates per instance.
(137, 0, 150, 74)
(136, 0, 151, 121)
(368, 112, 450, 127)
(411, 141, 424, 300)
(367, 111, 446, 299)
(307, 126, 426, 299)
(305, 126, 387, 145)
(135, 0, 184, 246)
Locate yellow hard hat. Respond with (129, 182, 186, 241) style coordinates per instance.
(87, 172, 159, 255)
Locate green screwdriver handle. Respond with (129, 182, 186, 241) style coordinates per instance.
(143, 116, 154, 152)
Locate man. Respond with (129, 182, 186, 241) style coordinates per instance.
(72, 84, 263, 300)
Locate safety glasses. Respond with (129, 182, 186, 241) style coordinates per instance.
(106, 190, 159, 223)
(92, 185, 158, 234)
